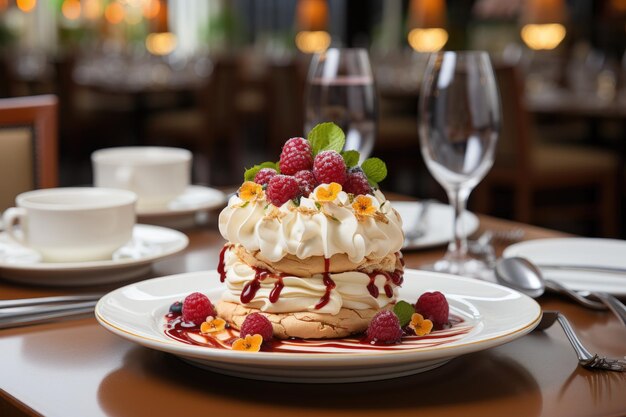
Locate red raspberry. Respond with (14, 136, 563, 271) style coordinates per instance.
(254, 168, 277, 186)
(344, 168, 372, 195)
(415, 291, 449, 327)
(313, 150, 347, 185)
(366, 310, 403, 344)
(294, 170, 317, 196)
(279, 137, 313, 175)
(266, 174, 301, 206)
(240, 312, 273, 341)
(182, 292, 216, 325)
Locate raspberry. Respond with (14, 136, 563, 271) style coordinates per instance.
(313, 150, 347, 185)
(366, 310, 403, 344)
(266, 174, 301, 206)
(240, 312, 273, 341)
(182, 292, 216, 325)
(279, 137, 313, 175)
(415, 291, 449, 327)
(344, 168, 372, 195)
(294, 170, 317, 196)
(254, 168, 277, 186)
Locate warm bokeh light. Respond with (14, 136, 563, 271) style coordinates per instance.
(296, 0, 328, 31)
(83, 0, 102, 20)
(143, 0, 161, 19)
(125, 9, 143, 25)
(409, 0, 447, 29)
(520, 23, 566, 50)
(407, 28, 448, 52)
(62, 0, 81, 21)
(105, 2, 125, 24)
(0, 0, 8, 11)
(145, 32, 177, 55)
(16, 0, 36, 13)
(295, 31, 331, 54)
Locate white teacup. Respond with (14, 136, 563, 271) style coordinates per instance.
(92, 147, 192, 211)
(2, 188, 137, 263)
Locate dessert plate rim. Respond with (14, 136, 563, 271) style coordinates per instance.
(136, 185, 226, 217)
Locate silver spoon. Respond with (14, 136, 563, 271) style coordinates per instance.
(495, 257, 606, 310)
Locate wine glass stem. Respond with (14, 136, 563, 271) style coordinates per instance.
(446, 186, 470, 262)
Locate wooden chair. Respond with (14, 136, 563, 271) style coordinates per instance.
(472, 65, 619, 236)
(0, 95, 58, 212)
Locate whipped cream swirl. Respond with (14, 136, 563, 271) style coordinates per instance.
(218, 188, 403, 264)
(220, 247, 398, 314)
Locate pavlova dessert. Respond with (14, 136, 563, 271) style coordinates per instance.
(216, 123, 405, 339)
(165, 123, 454, 353)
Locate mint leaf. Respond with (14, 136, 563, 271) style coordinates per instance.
(244, 161, 279, 182)
(394, 301, 414, 327)
(361, 157, 387, 183)
(308, 122, 345, 155)
(341, 150, 360, 168)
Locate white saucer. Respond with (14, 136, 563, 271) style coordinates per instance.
(136, 185, 226, 217)
(504, 238, 626, 296)
(392, 201, 480, 250)
(96, 269, 540, 383)
(0, 224, 188, 286)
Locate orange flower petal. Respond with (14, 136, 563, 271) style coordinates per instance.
(352, 195, 376, 215)
(315, 182, 342, 202)
(232, 334, 263, 352)
(409, 313, 433, 336)
(200, 318, 226, 333)
(239, 181, 263, 202)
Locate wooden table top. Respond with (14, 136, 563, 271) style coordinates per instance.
(1, 214, 625, 417)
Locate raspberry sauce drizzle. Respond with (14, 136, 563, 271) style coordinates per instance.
(217, 244, 231, 283)
(315, 258, 336, 309)
(240, 267, 285, 304)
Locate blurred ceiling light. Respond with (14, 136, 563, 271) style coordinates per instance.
(520, 24, 566, 50)
(295, 31, 331, 54)
(408, 28, 448, 52)
(407, 0, 448, 51)
(520, 0, 566, 50)
(83, 0, 102, 20)
(105, 2, 125, 24)
(297, 0, 328, 31)
(146, 32, 177, 56)
(16, 0, 36, 13)
(61, 0, 81, 21)
(143, 0, 161, 19)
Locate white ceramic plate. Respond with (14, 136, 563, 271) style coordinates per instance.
(96, 269, 540, 383)
(392, 201, 480, 250)
(503, 238, 626, 296)
(0, 225, 188, 286)
(137, 185, 226, 217)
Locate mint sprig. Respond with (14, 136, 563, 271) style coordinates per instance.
(341, 150, 360, 168)
(244, 161, 279, 182)
(393, 301, 414, 327)
(361, 157, 387, 188)
(308, 122, 345, 155)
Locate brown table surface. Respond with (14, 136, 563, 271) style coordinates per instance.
(1, 212, 625, 417)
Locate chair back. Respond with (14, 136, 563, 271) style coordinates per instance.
(492, 64, 531, 176)
(0, 95, 58, 212)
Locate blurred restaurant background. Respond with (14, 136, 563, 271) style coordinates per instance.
(1, 0, 625, 238)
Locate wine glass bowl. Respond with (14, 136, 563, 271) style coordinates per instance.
(418, 51, 501, 277)
(304, 48, 377, 160)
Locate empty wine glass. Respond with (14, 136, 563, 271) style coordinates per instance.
(418, 51, 500, 278)
(304, 48, 377, 160)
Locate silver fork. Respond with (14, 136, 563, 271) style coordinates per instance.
(0, 295, 102, 329)
(538, 311, 626, 372)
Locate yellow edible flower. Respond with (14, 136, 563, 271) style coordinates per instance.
(315, 182, 342, 202)
(200, 317, 226, 334)
(352, 195, 376, 216)
(232, 334, 263, 352)
(239, 181, 264, 202)
(409, 313, 433, 337)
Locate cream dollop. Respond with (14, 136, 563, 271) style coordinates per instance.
(218, 188, 403, 263)
(220, 247, 398, 315)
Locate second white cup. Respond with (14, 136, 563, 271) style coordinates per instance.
(92, 147, 192, 211)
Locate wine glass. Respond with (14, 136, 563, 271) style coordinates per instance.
(418, 51, 500, 278)
(304, 48, 377, 160)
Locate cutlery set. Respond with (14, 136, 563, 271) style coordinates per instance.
(0, 294, 102, 329)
